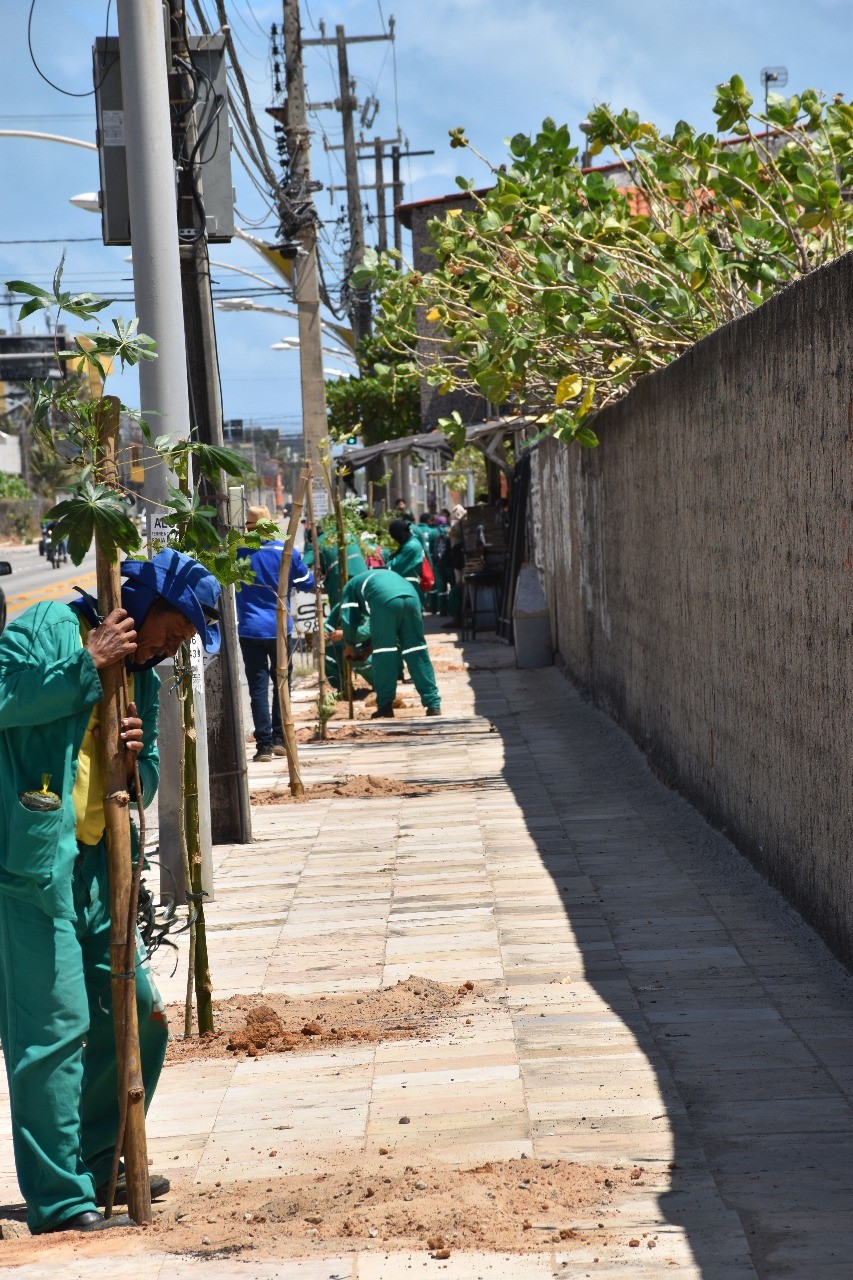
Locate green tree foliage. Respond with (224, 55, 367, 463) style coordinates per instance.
(325, 332, 421, 448)
(0, 472, 32, 500)
(4, 259, 273, 571)
(357, 80, 853, 447)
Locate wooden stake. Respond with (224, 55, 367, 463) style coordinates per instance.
(96, 396, 151, 1225)
(276, 469, 309, 796)
(304, 469, 330, 740)
(178, 650, 214, 1035)
(333, 485, 355, 719)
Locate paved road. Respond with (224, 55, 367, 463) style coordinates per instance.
(0, 543, 97, 627)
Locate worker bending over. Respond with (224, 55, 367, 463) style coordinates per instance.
(340, 570, 441, 719)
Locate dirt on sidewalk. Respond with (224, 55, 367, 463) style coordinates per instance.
(251, 775, 480, 803)
(0, 1157, 650, 1263)
(166, 977, 480, 1062)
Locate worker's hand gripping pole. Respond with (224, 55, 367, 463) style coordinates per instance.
(95, 396, 152, 1225)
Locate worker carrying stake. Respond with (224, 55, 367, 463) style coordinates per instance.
(0, 550, 222, 1234)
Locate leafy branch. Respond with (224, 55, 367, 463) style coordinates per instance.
(358, 78, 853, 447)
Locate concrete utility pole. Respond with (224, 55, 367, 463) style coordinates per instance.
(391, 144, 404, 254)
(115, 0, 190, 505)
(114, 0, 203, 903)
(303, 22, 392, 347)
(169, 6, 252, 848)
(335, 27, 371, 344)
(280, 0, 328, 472)
(327, 140, 433, 260)
(374, 136, 388, 253)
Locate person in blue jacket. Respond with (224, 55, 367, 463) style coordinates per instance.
(0, 549, 222, 1234)
(236, 505, 314, 763)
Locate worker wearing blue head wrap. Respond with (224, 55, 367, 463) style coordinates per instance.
(0, 549, 221, 1234)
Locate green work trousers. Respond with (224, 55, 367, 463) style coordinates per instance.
(0, 837, 168, 1233)
(370, 595, 440, 711)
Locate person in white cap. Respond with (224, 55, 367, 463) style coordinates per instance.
(236, 505, 314, 762)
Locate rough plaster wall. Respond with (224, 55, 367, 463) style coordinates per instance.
(532, 252, 853, 965)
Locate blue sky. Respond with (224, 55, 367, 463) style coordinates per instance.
(1, 0, 851, 428)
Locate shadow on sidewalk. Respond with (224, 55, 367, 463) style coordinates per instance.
(455, 631, 853, 1280)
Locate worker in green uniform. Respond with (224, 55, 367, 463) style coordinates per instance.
(303, 528, 367, 609)
(340, 570, 440, 718)
(0, 549, 222, 1234)
(412, 516, 431, 554)
(387, 518, 426, 602)
(324, 601, 374, 691)
(416, 515, 441, 612)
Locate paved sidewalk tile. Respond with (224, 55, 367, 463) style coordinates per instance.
(1, 625, 852, 1277)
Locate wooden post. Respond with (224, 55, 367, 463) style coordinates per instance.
(304, 469, 330, 740)
(333, 484, 355, 719)
(276, 469, 309, 796)
(96, 396, 151, 1225)
(178, 651, 213, 1035)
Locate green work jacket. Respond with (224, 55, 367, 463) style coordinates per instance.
(340, 570, 418, 646)
(412, 525, 431, 555)
(0, 601, 160, 920)
(388, 536, 425, 590)
(305, 536, 367, 609)
(324, 603, 372, 690)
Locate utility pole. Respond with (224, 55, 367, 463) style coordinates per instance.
(303, 21, 393, 347)
(374, 136, 388, 253)
(115, 0, 190, 506)
(327, 139, 434, 258)
(279, 0, 328, 472)
(391, 143, 404, 254)
(169, 5, 252, 849)
(335, 27, 370, 343)
(114, 1, 199, 910)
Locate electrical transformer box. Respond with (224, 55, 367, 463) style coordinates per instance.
(93, 34, 235, 245)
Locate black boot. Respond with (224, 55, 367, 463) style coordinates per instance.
(50, 1211, 135, 1232)
(371, 704, 395, 719)
(96, 1173, 171, 1206)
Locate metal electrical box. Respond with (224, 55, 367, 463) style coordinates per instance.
(93, 34, 235, 245)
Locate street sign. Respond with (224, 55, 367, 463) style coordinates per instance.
(292, 589, 329, 633)
(148, 514, 173, 546)
(311, 481, 330, 520)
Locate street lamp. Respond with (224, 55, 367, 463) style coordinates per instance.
(70, 192, 101, 213)
(270, 336, 357, 366)
(215, 295, 355, 350)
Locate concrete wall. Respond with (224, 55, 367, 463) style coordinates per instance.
(531, 252, 853, 965)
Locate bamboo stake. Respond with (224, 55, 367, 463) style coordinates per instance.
(178, 649, 214, 1034)
(95, 396, 151, 1225)
(333, 484, 355, 719)
(276, 469, 309, 797)
(304, 468, 330, 740)
(178, 684, 195, 1039)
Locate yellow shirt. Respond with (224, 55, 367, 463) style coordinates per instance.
(72, 620, 133, 845)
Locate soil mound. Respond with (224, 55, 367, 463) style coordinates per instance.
(252, 774, 432, 804)
(167, 976, 478, 1062)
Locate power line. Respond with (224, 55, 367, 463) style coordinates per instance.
(0, 236, 102, 245)
(0, 113, 92, 121)
(27, 0, 114, 98)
